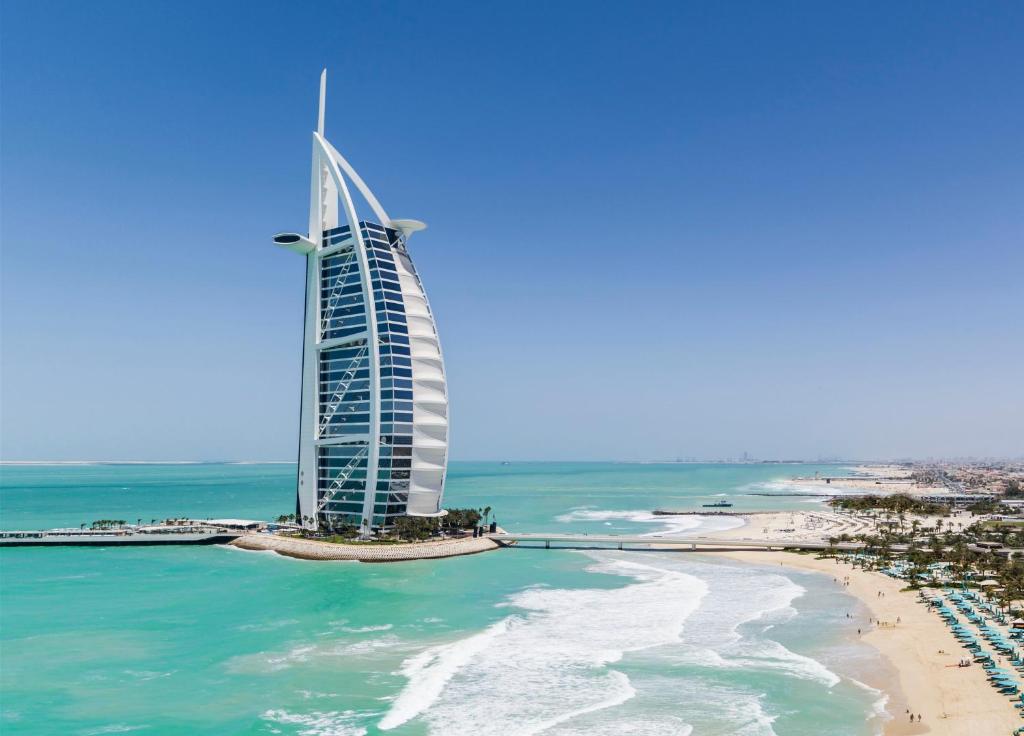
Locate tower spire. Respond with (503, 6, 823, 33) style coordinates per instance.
(317, 69, 327, 136)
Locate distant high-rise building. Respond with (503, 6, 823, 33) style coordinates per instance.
(273, 71, 449, 533)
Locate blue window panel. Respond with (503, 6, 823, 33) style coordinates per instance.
(328, 412, 370, 423)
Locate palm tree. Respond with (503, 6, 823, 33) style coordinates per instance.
(483, 506, 492, 527)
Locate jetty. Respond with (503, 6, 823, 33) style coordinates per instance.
(0, 526, 242, 547)
(0, 519, 262, 547)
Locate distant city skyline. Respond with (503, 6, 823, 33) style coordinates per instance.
(2, 1, 1022, 462)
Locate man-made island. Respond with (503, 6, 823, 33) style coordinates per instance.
(230, 531, 500, 562)
(229, 506, 504, 562)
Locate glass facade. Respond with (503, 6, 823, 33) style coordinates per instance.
(315, 221, 428, 530)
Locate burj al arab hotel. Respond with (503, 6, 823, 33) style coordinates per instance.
(274, 71, 449, 533)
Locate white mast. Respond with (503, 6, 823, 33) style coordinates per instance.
(318, 69, 326, 137)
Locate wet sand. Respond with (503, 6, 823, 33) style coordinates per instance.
(721, 550, 1020, 735)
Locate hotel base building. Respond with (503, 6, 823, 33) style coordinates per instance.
(273, 71, 448, 533)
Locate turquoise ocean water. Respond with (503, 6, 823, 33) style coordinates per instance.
(0, 462, 892, 735)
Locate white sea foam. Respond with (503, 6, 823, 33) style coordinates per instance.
(378, 618, 515, 730)
(741, 479, 866, 497)
(668, 560, 842, 689)
(227, 634, 403, 673)
(298, 690, 341, 700)
(555, 508, 742, 536)
(726, 638, 840, 687)
(849, 678, 892, 734)
(545, 717, 693, 736)
(238, 618, 300, 632)
(261, 709, 367, 736)
(338, 624, 393, 633)
(378, 557, 707, 734)
(123, 669, 174, 681)
(691, 689, 778, 736)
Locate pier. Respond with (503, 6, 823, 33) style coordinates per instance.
(0, 525, 247, 547)
(488, 532, 864, 552)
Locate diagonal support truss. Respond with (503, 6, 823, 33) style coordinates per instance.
(316, 444, 370, 515)
(318, 342, 368, 438)
(320, 251, 359, 340)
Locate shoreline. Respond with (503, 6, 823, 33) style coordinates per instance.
(787, 464, 947, 496)
(229, 532, 500, 562)
(719, 550, 1019, 735)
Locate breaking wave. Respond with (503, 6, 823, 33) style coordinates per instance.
(378, 557, 708, 734)
(261, 709, 368, 736)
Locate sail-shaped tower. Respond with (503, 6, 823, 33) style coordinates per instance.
(274, 71, 449, 534)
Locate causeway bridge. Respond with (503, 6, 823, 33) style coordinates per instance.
(488, 532, 864, 552)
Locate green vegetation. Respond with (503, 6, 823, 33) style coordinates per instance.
(980, 520, 1024, 529)
(390, 515, 438, 541)
(822, 507, 1024, 608)
(88, 519, 128, 529)
(828, 493, 949, 516)
(442, 508, 482, 531)
(285, 507, 494, 544)
(965, 499, 1002, 514)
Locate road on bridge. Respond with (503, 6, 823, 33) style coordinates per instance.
(487, 532, 864, 552)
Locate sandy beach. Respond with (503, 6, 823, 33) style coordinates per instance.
(721, 550, 1020, 735)
(698, 507, 973, 545)
(707, 508, 875, 542)
(788, 464, 947, 496)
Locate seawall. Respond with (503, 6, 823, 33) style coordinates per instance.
(229, 533, 500, 562)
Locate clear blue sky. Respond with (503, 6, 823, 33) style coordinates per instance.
(2, 1, 1022, 462)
